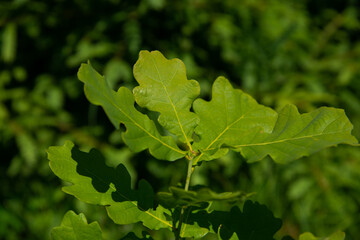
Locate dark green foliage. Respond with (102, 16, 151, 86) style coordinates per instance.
(185, 200, 282, 240)
(1, 0, 360, 239)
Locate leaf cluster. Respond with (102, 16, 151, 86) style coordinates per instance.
(48, 141, 260, 239)
(47, 51, 357, 239)
(2, 1, 360, 239)
(78, 50, 357, 165)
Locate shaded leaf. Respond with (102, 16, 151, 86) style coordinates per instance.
(218, 201, 282, 240)
(137, 179, 155, 210)
(50, 211, 102, 240)
(193, 77, 277, 161)
(78, 63, 185, 161)
(189, 200, 282, 240)
(48, 141, 215, 238)
(133, 50, 200, 146)
(157, 186, 250, 209)
(47, 141, 173, 230)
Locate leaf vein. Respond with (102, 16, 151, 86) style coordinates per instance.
(150, 54, 192, 150)
(234, 130, 352, 148)
(105, 91, 185, 155)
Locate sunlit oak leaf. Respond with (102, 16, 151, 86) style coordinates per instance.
(179, 222, 209, 239)
(193, 76, 277, 161)
(234, 104, 358, 163)
(78, 63, 185, 161)
(133, 50, 200, 146)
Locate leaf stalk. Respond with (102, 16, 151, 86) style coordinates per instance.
(175, 154, 195, 239)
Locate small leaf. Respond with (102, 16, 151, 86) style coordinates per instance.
(299, 231, 345, 240)
(2, 22, 17, 63)
(180, 221, 210, 239)
(193, 77, 277, 161)
(78, 63, 185, 161)
(47, 141, 173, 231)
(133, 50, 200, 146)
(299, 233, 318, 240)
(16, 133, 38, 167)
(157, 186, 250, 209)
(234, 104, 358, 163)
(51, 211, 102, 240)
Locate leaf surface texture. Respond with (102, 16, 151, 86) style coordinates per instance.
(133, 50, 200, 146)
(193, 77, 277, 161)
(235, 104, 358, 163)
(194, 77, 358, 163)
(78, 63, 185, 161)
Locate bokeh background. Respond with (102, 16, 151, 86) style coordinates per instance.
(1, 0, 360, 239)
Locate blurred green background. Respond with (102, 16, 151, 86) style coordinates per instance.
(1, 0, 360, 239)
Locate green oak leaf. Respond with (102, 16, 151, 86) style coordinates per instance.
(78, 63, 185, 161)
(234, 104, 358, 163)
(299, 231, 345, 240)
(193, 76, 358, 164)
(157, 186, 250, 209)
(47, 141, 173, 231)
(193, 76, 277, 161)
(170, 207, 210, 239)
(133, 50, 200, 146)
(180, 220, 210, 239)
(51, 211, 102, 240)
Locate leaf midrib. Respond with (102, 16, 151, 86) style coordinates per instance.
(194, 112, 249, 163)
(195, 114, 352, 160)
(150, 55, 193, 150)
(201, 129, 353, 151)
(110, 96, 184, 155)
(88, 66, 185, 156)
(205, 115, 246, 151)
